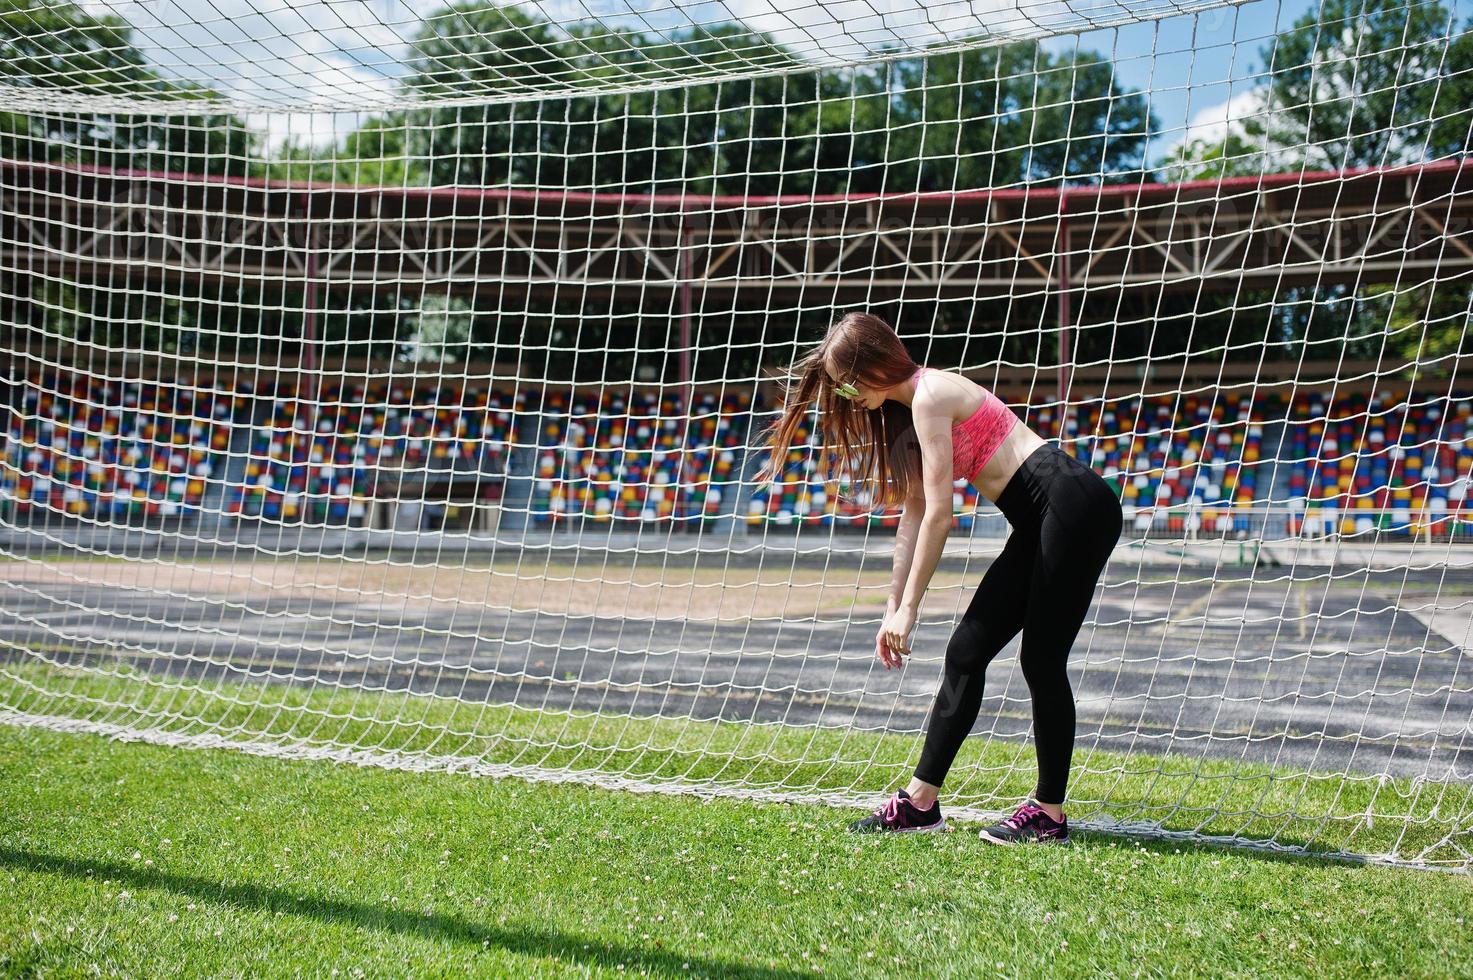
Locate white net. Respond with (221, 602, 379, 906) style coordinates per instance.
(2, 0, 1472, 870)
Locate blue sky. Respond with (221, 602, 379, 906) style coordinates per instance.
(84, 0, 1369, 166)
(1060, 0, 1322, 163)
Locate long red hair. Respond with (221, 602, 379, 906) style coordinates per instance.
(752, 312, 922, 509)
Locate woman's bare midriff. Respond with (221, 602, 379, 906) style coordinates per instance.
(968, 421, 1048, 503)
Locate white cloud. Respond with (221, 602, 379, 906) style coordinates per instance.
(83, 0, 418, 145)
(78, 0, 1252, 119)
(1149, 84, 1269, 167)
(1182, 86, 1265, 147)
(715, 0, 1062, 62)
(68, 0, 1297, 161)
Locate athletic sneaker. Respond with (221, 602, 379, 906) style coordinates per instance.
(978, 799, 1069, 845)
(847, 788, 946, 834)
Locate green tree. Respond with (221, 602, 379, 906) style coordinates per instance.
(1166, 0, 1473, 371)
(889, 44, 1157, 191)
(1160, 128, 1267, 182)
(0, 0, 255, 174)
(397, 5, 1157, 195)
(1368, 281, 1471, 373)
(1245, 0, 1471, 169)
(401, 2, 573, 187)
(1256, 0, 1473, 370)
(1, 0, 270, 363)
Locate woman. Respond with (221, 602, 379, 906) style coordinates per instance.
(754, 312, 1122, 844)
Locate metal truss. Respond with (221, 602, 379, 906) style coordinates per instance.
(3, 159, 1471, 301)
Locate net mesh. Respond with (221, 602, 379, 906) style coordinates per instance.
(2, 0, 1472, 870)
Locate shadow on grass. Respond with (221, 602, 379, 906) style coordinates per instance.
(0, 846, 811, 978)
(1059, 828, 1397, 872)
(849, 816, 1368, 870)
(846, 802, 1374, 870)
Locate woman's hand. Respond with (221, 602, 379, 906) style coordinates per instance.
(875, 606, 917, 669)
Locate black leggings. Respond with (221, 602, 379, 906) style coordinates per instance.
(913, 442, 1123, 804)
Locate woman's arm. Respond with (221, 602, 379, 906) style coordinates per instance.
(877, 383, 957, 660)
(897, 396, 959, 612)
(888, 494, 924, 612)
(875, 501, 922, 668)
(897, 500, 953, 613)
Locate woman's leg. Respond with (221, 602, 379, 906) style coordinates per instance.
(910, 524, 1039, 790)
(1017, 470, 1122, 807)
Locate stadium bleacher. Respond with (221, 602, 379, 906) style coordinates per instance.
(4, 371, 1470, 536)
(4, 373, 240, 520)
(227, 380, 519, 524)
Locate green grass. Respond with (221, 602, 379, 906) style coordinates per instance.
(1, 724, 1471, 978)
(4, 657, 1472, 868)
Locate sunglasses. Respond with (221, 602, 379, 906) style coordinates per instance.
(832, 380, 861, 400)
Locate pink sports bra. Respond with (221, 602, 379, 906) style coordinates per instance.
(911, 367, 1018, 482)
